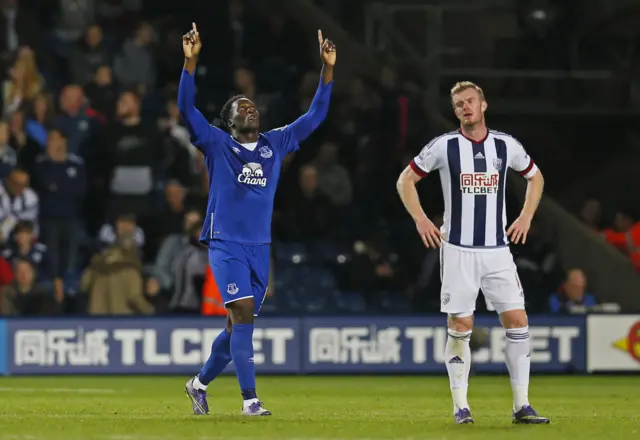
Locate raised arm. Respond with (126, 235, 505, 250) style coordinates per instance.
(288, 30, 336, 143)
(178, 23, 219, 154)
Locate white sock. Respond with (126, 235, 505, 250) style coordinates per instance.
(243, 398, 259, 409)
(505, 326, 531, 410)
(193, 376, 207, 391)
(445, 328, 472, 413)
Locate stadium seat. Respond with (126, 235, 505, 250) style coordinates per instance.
(273, 241, 308, 264)
(336, 291, 367, 313)
(374, 291, 411, 313)
(307, 241, 352, 264)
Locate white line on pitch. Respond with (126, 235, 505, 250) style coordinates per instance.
(0, 387, 116, 394)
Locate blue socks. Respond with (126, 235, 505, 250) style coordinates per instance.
(230, 324, 256, 398)
(198, 329, 232, 385)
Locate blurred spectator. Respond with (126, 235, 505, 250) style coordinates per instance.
(226, 0, 252, 62)
(53, 0, 96, 52)
(345, 232, 404, 304)
(81, 234, 154, 315)
(0, 120, 17, 179)
(103, 89, 160, 217)
(155, 28, 185, 89)
(277, 164, 335, 241)
(0, 259, 55, 316)
(166, 215, 208, 314)
(98, 212, 145, 250)
(580, 198, 602, 231)
(84, 65, 118, 124)
(0, 253, 12, 288)
(2, 46, 44, 115)
(147, 209, 202, 299)
(0, 167, 38, 243)
(0, 0, 42, 54)
(69, 24, 112, 86)
(549, 268, 597, 314)
(113, 22, 156, 94)
(143, 180, 187, 255)
(160, 96, 194, 158)
(96, 0, 143, 33)
(512, 223, 560, 305)
(9, 109, 40, 174)
(313, 141, 353, 206)
(55, 84, 104, 154)
(231, 67, 272, 124)
(32, 128, 86, 278)
(248, 10, 307, 87)
(25, 92, 55, 148)
(603, 208, 640, 271)
(2, 220, 48, 280)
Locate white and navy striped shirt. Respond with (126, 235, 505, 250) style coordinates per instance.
(0, 182, 39, 241)
(410, 129, 538, 248)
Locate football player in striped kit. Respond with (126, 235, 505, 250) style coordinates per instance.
(396, 81, 549, 425)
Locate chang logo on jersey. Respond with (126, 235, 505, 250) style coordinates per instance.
(460, 172, 499, 194)
(238, 162, 267, 187)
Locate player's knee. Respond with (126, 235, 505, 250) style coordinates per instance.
(499, 308, 528, 329)
(448, 314, 473, 333)
(227, 299, 255, 325)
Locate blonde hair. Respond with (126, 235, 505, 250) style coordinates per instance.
(450, 81, 485, 102)
(6, 49, 44, 106)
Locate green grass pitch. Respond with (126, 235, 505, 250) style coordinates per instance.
(0, 375, 638, 440)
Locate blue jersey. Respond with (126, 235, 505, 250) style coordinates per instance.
(178, 69, 333, 244)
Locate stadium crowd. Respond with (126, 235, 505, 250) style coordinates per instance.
(0, 0, 621, 318)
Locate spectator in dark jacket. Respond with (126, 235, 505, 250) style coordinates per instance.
(54, 85, 104, 154)
(32, 128, 86, 280)
(1, 259, 56, 316)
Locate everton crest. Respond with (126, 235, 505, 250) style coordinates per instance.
(259, 146, 273, 159)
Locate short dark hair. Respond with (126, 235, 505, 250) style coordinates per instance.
(13, 220, 35, 234)
(220, 95, 246, 129)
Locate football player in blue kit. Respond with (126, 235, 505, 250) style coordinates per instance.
(179, 22, 335, 416)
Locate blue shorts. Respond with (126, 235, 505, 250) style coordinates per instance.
(208, 240, 270, 317)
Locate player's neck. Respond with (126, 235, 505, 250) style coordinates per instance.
(460, 123, 488, 143)
(233, 131, 259, 144)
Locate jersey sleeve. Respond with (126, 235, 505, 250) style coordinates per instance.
(508, 138, 538, 179)
(177, 69, 226, 157)
(410, 137, 444, 177)
(266, 125, 299, 155)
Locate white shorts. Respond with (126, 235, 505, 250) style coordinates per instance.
(439, 241, 525, 316)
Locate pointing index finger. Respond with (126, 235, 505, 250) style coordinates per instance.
(318, 29, 323, 44)
(192, 22, 198, 33)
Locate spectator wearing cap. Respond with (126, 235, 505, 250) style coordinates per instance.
(32, 128, 86, 279)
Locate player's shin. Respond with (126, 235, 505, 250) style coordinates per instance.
(197, 329, 232, 388)
(230, 324, 258, 406)
(504, 326, 531, 410)
(445, 328, 472, 412)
